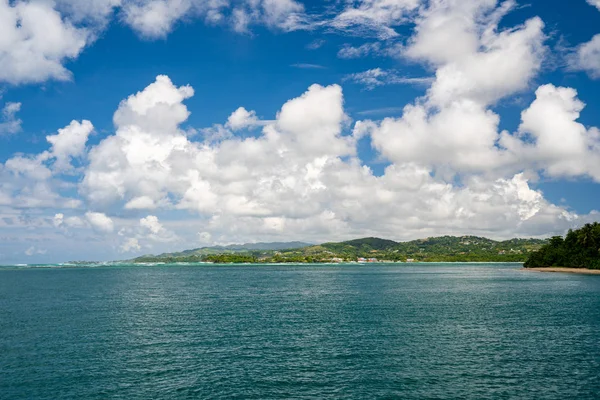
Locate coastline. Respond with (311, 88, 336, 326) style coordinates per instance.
(525, 267, 600, 275)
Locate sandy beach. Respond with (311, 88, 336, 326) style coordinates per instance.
(525, 267, 600, 275)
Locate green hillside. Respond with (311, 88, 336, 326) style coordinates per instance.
(133, 236, 547, 264)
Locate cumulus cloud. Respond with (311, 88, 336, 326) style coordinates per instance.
(116, 215, 178, 254)
(120, 237, 141, 253)
(361, 0, 546, 177)
(140, 215, 163, 234)
(0, 0, 89, 84)
(53, 213, 86, 228)
(574, 35, 600, 79)
(85, 212, 114, 232)
(226, 107, 261, 130)
(72, 73, 597, 247)
(0, 101, 22, 135)
(500, 84, 600, 181)
(46, 120, 94, 171)
(0, 118, 92, 209)
(0, 0, 311, 85)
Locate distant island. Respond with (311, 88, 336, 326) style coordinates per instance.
(524, 223, 600, 271)
(131, 236, 548, 264)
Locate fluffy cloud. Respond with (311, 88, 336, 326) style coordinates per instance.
(226, 107, 261, 130)
(574, 35, 600, 79)
(0, 0, 309, 85)
(587, 0, 600, 11)
(0, 118, 92, 209)
(140, 215, 163, 234)
(121, 0, 196, 39)
(82, 75, 354, 217)
(500, 84, 600, 181)
(53, 213, 85, 228)
(46, 120, 94, 171)
(120, 237, 141, 253)
(86, 212, 114, 232)
(404, 1, 545, 106)
(360, 0, 546, 177)
(0, 101, 22, 135)
(0, 66, 598, 262)
(0, 0, 89, 84)
(73, 73, 597, 249)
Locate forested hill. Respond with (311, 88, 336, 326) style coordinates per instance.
(524, 223, 600, 270)
(132, 236, 547, 263)
(135, 241, 312, 259)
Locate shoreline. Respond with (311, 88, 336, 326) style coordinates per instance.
(525, 267, 600, 275)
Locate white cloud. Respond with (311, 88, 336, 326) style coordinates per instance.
(140, 215, 163, 234)
(2, 64, 600, 262)
(574, 34, 600, 79)
(226, 107, 260, 130)
(54, 0, 121, 27)
(5, 154, 52, 181)
(231, 0, 307, 33)
(86, 212, 114, 232)
(290, 63, 326, 69)
(337, 42, 382, 59)
(361, 0, 546, 177)
(0, 0, 89, 84)
(25, 246, 46, 256)
(500, 84, 600, 181)
(198, 231, 212, 243)
(0, 0, 312, 86)
(306, 38, 325, 50)
(0, 118, 92, 210)
(46, 120, 94, 171)
(344, 68, 432, 90)
(121, 0, 195, 39)
(587, 0, 600, 11)
(261, 0, 305, 30)
(120, 237, 141, 253)
(73, 74, 599, 248)
(331, 0, 420, 39)
(53, 212, 86, 228)
(0, 101, 22, 135)
(124, 196, 158, 210)
(405, 2, 546, 106)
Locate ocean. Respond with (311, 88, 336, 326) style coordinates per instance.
(1, 263, 599, 399)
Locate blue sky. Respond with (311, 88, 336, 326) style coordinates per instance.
(1, 0, 600, 263)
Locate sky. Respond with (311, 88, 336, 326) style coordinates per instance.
(1, 0, 600, 263)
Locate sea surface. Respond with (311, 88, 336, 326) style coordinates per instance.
(1, 263, 599, 399)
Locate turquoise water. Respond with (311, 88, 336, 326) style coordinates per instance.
(1, 263, 600, 399)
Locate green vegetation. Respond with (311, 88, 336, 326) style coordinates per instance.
(132, 236, 547, 264)
(524, 223, 600, 270)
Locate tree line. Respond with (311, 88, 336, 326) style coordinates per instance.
(524, 223, 600, 269)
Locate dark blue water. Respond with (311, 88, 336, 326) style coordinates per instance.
(1, 263, 600, 399)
